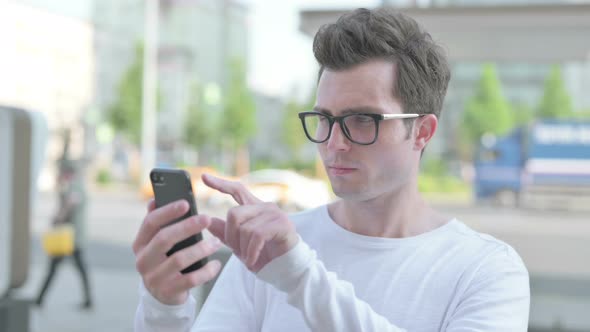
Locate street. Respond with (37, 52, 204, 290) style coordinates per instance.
(13, 188, 590, 331)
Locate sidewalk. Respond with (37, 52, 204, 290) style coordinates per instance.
(16, 186, 224, 332)
(17, 238, 220, 332)
(18, 189, 161, 332)
(20, 263, 139, 332)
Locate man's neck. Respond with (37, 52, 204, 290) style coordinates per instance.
(328, 184, 448, 238)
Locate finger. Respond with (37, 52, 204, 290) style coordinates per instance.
(225, 212, 240, 257)
(239, 222, 251, 262)
(133, 200, 189, 253)
(163, 236, 222, 276)
(202, 173, 262, 205)
(169, 260, 222, 295)
(135, 215, 210, 275)
(250, 220, 294, 272)
(147, 199, 156, 213)
(208, 217, 226, 243)
(242, 215, 273, 267)
(146, 259, 222, 303)
(246, 234, 266, 270)
(238, 212, 273, 263)
(225, 205, 267, 256)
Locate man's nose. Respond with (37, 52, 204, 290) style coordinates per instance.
(326, 122, 351, 151)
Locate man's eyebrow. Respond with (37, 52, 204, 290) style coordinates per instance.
(313, 106, 384, 115)
(313, 106, 332, 114)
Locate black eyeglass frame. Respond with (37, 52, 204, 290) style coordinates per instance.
(298, 111, 426, 145)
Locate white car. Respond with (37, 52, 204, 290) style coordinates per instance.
(240, 169, 332, 212)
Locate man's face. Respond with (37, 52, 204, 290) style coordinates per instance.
(315, 60, 420, 201)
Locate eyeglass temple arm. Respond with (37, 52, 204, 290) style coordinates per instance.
(381, 113, 424, 120)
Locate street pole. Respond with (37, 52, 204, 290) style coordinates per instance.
(220, 0, 230, 174)
(141, 0, 159, 186)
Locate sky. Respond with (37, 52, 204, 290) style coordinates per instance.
(245, 0, 380, 101)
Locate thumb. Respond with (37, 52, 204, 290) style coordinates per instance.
(208, 217, 226, 244)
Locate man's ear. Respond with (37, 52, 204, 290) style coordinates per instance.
(413, 114, 438, 152)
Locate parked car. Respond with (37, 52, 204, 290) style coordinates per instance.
(143, 167, 332, 213)
(239, 169, 332, 212)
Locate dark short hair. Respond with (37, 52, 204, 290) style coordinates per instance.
(313, 7, 451, 125)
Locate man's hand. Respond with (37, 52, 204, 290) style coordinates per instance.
(202, 174, 299, 273)
(132, 199, 224, 305)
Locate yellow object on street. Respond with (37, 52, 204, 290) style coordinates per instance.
(42, 225, 74, 256)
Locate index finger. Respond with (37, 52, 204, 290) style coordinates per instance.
(202, 173, 262, 205)
(132, 199, 189, 254)
(147, 198, 156, 213)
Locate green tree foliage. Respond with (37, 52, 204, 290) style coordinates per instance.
(219, 58, 257, 175)
(573, 109, 590, 120)
(282, 99, 306, 158)
(459, 64, 514, 159)
(512, 103, 534, 127)
(281, 88, 316, 160)
(183, 82, 213, 150)
(107, 43, 144, 144)
(537, 65, 574, 119)
(220, 58, 257, 150)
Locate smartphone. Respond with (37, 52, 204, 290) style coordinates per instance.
(150, 168, 206, 274)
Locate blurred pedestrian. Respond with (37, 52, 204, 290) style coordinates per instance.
(35, 159, 93, 310)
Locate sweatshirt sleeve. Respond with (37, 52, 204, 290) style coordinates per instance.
(445, 245, 530, 331)
(256, 238, 407, 332)
(134, 255, 259, 332)
(192, 255, 258, 332)
(135, 256, 258, 332)
(256, 238, 530, 332)
(134, 280, 198, 332)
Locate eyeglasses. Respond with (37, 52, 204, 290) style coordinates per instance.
(298, 111, 425, 145)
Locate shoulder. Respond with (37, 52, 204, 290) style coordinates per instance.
(448, 220, 529, 288)
(289, 205, 332, 245)
(288, 205, 328, 226)
(451, 221, 525, 266)
(289, 205, 327, 222)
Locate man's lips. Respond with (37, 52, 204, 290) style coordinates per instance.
(327, 166, 357, 175)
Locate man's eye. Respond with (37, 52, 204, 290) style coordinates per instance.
(352, 115, 373, 123)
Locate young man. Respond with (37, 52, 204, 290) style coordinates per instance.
(133, 8, 529, 331)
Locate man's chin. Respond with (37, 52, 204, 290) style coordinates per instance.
(331, 187, 368, 201)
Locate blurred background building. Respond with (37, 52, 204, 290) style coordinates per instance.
(1, 0, 253, 186)
(8, 0, 589, 186)
(0, 2, 95, 190)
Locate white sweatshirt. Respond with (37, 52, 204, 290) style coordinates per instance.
(135, 205, 530, 332)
